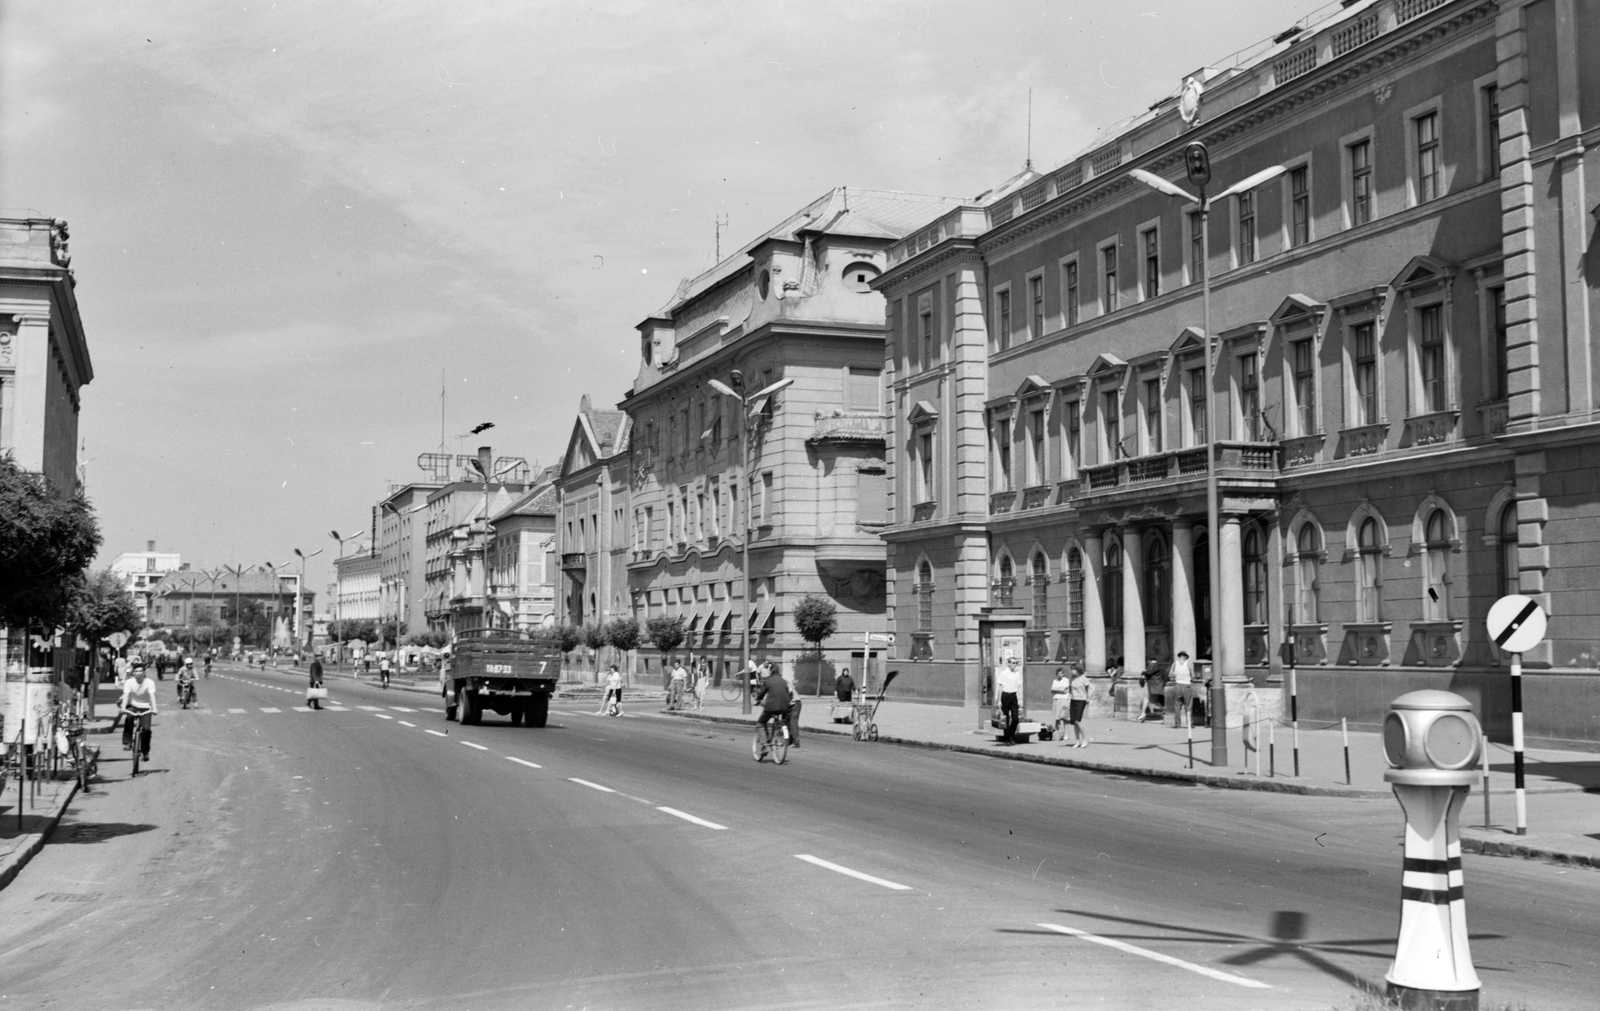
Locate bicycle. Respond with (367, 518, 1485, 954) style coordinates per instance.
(721, 673, 753, 703)
(121, 707, 152, 777)
(380, 667, 391, 690)
(60, 712, 99, 792)
(752, 714, 789, 764)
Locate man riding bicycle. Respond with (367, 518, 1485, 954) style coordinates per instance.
(177, 657, 197, 705)
(119, 660, 158, 759)
(753, 662, 792, 745)
(378, 654, 392, 688)
(203, 654, 213, 678)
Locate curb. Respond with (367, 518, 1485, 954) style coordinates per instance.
(662, 710, 1392, 799)
(1461, 835, 1600, 870)
(0, 779, 78, 893)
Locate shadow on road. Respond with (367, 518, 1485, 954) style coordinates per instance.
(51, 821, 159, 844)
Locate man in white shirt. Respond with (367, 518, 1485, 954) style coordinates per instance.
(119, 661, 159, 758)
(1168, 651, 1195, 727)
(669, 661, 689, 709)
(994, 662, 1024, 745)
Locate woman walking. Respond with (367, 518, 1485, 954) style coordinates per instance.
(1065, 661, 1092, 748)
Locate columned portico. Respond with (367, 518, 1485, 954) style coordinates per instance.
(1119, 523, 1145, 675)
(1082, 529, 1106, 674)
(1171, 521, 1197, 660)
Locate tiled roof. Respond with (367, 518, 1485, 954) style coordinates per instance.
(492, 483, 558, 522)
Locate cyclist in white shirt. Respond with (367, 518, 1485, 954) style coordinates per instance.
(119, 660, 159, 758)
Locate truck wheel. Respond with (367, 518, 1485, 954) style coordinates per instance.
(526, 694, 548, 728)
(509, 706, 524, 726)
(461, 690, 482, 726)
(445, 688, 458, 722)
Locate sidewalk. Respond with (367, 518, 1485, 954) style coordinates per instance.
(670, 695, 1600, 871)
(0, 774, 77, 891)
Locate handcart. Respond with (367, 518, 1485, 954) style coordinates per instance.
(848, 670, 898, 742)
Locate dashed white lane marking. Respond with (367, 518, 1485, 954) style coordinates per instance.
(389, 707, 416, 713)
(228, 708, 247, 714)
(568, 778, 615, 793)
(398, 720, 416, 727)
(425, 729, 448, 737)
(259, 708, 281, 713)
(327, 706, 349, 711)
(461, 741, 489, 751)
(294, 706, 315, 712)
(795, 855, 913, 891)
(505, 756, 542, 769)
(1035, 924, 1270, 989)
(374, 714, 393, 720)
(657, 807, 727, 830)
(357, 706, 384, 711)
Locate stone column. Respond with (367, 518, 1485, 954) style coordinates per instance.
(1219, 514, 1246, 680)
(1120, 525, 1145, 674)
(1082, 529, 1106, 674)
(1171, 521, 1197, 660)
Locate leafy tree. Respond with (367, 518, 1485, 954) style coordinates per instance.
(583, 622, 607, 652)
(605, 617, 642, 654)
(339, 619, 377, 644)
(645, 615, 686, 658)
(378, 619, 404, 647)
(0, 456, 101, 629)
(792, 594, 838, 654)
(67, 569, 141, 647)
(554, 623, 583, 653)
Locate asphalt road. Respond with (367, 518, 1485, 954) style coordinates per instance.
(0, 662, 1595, 1011)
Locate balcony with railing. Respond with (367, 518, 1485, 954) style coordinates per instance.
(1077, 441, 1280, 501)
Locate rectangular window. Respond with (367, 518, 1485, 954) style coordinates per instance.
(1350, 139, 1372, 226)
(917, 429, 935, 501)
(1484, 84, 1500, 179)
(1029, 275, 1045, 339)
(1142, 227, 1160, 300)
(709, 480, 720, 536)
(1102, 390, 1121, 460)
(994, 418, 1012, 491)
(845, 367, 881, 412)
(1143, 378, 1162, 454)
(1188, 366, 1207, 445)
(1240, 354, 1260, 440)
(1293, 338, 1316, 435)
(1101, 244, 1118, 313)
(1188, 211, 1204, 283)
(1063, 260, 1080, 326)
(1415, 111, 1440, 203)
(729, 481, 739, 532)
(695, 493, 706, 539)
(1236, 191, 1256, 266)
(995, 289, 1011, 351)
(1491, 286, 1508, 401)
(1354, 322, 1378, 425)
(1028, 409, 1046, 485)
(917, 580, 934, 631)
(1419, 304, 1446, 412)
(920, 307, 933, 366)
(1064, 402, 1081, 477)
(760, 472, 774, 523)
(1289, 165, 1310, 248)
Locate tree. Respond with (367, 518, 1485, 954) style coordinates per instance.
(582, 622, 607, 652)
(645, 615, 686, 658)
(554, 623, 583, 654)
(605, 617, 642, 654)
(0, 456, 102, 629)
(67, 570, 141, 647)
(792, 594, 838, 653)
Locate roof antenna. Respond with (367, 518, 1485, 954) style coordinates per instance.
(1025, 87, 1034, 171)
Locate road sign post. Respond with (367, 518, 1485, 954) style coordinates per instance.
(1485, 594, 1547, 836)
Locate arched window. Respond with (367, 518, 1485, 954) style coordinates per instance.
(1103, 538, 1123, 628)
(1031, 552, 1050, 626)
(997, 553, 1015, 607)
(1294, 523, 1320, 624)
(1066, 547, 1085, 629)
(1499, 505, 1519, 597)
(1423, 509, 1451, 620)
(1357, 518, 1383, 622)
(917, 560, 935, 631)
(1144, 534, 1168, 626)
(1242, 527, 1266, 625)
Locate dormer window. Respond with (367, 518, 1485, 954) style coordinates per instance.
(843, 262, 879, 292)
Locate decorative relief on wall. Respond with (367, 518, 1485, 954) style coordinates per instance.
(826, 569, 885, 607)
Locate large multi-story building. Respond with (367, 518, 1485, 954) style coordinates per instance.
(875, 0, 1599, 748)
(488, 466, 559, 632)
(421, 450, 528, 636)
(618, 187, 963, 685)
(554, 395, 631, 630)
(333, 551, 380, 622)
(375, 481, 441, 641)
(109, 540, 184, 623)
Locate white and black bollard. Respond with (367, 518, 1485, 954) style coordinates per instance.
(1382, 690, 1483, 1011)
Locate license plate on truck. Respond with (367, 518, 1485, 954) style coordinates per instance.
(485, 663, 513, 674)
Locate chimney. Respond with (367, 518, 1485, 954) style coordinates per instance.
(147, 540, 156, 552)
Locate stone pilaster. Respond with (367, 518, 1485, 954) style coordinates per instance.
(1496, 2, 1541, 424)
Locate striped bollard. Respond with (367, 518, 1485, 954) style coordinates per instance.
(1382, 690, 1482, 1011)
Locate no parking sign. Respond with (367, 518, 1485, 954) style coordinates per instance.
(1485, 593, 1547, 836)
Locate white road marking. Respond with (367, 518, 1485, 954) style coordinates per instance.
(568, 778, 615, 793)
(425, 729, 448, 737)
(795, 855, 913, 891)
(260, 708, 281, 713)
(374, 714, 393, 720)
(657, 807, 727, 830)
(398, 720, 416, 727)
(228, 708, 247, 714)
(294, 706, 314, 712)
(461, 741, 489, 751)
(505, 756, 542, 769)
(390, 707, 416, 713)
(357, 706, 384, 711)
(327, 706, 349, 711)
(1035, 923, 1270, 989)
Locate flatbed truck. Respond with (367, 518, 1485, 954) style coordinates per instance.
(442, 630, 562, 727)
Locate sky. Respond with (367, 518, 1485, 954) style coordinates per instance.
(1, 0, 1330, 598)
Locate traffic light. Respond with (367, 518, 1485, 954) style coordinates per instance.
(1184, 142, 1212, 188)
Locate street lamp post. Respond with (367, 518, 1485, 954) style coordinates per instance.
(222, 564, 248, 657)
(330, 529, 364, 670)
(708, 370, 794, 715)
(1130, 152, 1286, 769)
(294, 547, 325, 659)
(469, 454, 520, 637)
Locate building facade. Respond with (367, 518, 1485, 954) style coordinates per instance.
(422, 472, 527, 637)
(875, 0, 1600, 747)
(334, 552, 380, 622)
(554, 396, 631, 631)
(145, 570, 314, 643)
(619, 187, 963, 685)
(488, 470, 559, 632)
(375, 481, 441, 641)
(109, 540, 184, 623)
